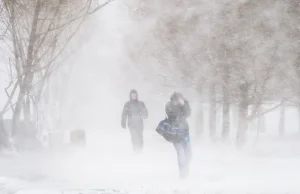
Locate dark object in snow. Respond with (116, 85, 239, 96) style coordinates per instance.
(70, 129, 86, 146)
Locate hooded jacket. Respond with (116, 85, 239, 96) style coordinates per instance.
(165, 92, 191, 134)
(121, 90, 148, 129)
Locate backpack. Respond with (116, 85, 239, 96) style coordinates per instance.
(156, 119, 186, 143)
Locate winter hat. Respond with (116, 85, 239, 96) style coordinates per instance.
(170, 92, 183, 102)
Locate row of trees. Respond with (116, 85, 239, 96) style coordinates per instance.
(0, 0, 113, 150)
(126, 0, 300, 146)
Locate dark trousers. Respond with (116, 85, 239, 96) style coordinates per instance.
(129, 128, 143, 153)
(173, 136, 192, 179)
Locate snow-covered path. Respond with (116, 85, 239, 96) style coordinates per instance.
(1, 130, 300, 194)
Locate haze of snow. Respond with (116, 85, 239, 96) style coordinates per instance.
(1, 130, 300, 194)
(1, 1, 300, 194)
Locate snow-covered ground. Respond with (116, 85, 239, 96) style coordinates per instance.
(1, 130, 300, 194)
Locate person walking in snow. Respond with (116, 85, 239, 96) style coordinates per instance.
(121, 89, 148, 153)
(158, 92, 192, 178)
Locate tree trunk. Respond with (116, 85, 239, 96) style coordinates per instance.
(221, 61, 230, 139)
(196, 100, 204, 138)
(11, 0, 42, 137)
(233, 104, 239, 132)
(236, 105, 247, 147)
(209, 84, 217, 139)
(0, 116, 9, 150)
(195, 87, 204, 138)
(298, 104, 300, 134)
(12, 89, 25, 137)
(236, 83, 249, 147)
(279, 103, 285, 137)
(23, 95, 31, 122)
(222, 85, 230, 139)
(258, 110, 266, 133)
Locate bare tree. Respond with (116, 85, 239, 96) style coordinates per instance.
(0, 0, 114, 148)
(127, 0, 300, 145)
(279, 103, 285, 137)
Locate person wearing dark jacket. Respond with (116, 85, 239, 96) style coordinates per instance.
(165, 92, 192, 179)
(121, 89, 148, 153)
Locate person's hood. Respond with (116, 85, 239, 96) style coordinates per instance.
(170, 92, 183, 102)
(130, 89, 138, 100)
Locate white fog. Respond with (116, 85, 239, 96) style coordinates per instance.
(0, 0, 300, 193)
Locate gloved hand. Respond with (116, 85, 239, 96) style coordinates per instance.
(121, 122, 126, 129)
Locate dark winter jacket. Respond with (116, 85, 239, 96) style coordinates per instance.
(121, 90, 148, 129)
(165, 93, 191, 134)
